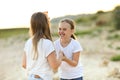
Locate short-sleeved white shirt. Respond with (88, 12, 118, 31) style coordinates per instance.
(24, 38, 55, 80)
(54, 38, 83, 79)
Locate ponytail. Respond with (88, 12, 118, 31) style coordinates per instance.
(71, 34, 77, 40)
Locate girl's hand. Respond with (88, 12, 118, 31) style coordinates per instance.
(59, 51, 66, 61)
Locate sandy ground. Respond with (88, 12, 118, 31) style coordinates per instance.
(0, 33, 120, 80)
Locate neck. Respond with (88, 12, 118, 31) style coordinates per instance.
(60, 38, 71, 47)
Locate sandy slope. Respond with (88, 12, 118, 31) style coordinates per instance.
(0, 34, 120, 80)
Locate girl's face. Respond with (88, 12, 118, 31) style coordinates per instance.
(58, 22, 74, 39)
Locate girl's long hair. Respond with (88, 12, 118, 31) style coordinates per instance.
(30, 12, 52, 60)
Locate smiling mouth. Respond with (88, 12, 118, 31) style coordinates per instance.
(59, 33, 65, 37)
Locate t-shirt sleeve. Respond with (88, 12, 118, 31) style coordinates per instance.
(24, 40, 28, 52)
(23, 39, 31, 55)
(73, 41, 83, 53)
(45, 40, 55, 57)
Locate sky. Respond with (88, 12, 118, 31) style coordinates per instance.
(0, 0, 120, 29)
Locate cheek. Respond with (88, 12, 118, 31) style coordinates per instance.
(66, 31, 72, 36)
(58, 30, 61, 35)
(58, 31, 60, 35)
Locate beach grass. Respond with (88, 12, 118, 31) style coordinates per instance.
(0, 28, 29, 39)
(111, 54, 120, 61)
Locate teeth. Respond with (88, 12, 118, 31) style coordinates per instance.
(60, 34, 64, 37)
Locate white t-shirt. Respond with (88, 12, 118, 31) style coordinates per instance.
(24, 38, 55, 80)
(54, 38, 83, 79)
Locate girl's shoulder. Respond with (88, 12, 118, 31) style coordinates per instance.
(40, 38, 53, 45)
(71, 38, 79, 44)
(42, 38, 52, 43)
(71, 39, 83, 51)
(25, 38, 32, 44)
(54, 38, 60, 44)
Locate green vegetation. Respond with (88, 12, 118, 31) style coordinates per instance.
(74, 14, 97, 26)
(51, 32, 59, 37)
(113, 5, 120, 30)
(75, 30, 93, 35)
(107, 34, 120, 40)
(78, 27, 102, 35)
(110, 54, 120, 61)
(0, 28, 29, 39)
(116, 47, 120, 50)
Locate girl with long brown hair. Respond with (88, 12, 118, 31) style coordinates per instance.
(22, 12, 62, 80)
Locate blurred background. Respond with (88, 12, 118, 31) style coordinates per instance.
(0, 0, 120, 80)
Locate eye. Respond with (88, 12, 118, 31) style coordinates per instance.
(59, 28, 61, 31)
(63, 28, 66, 31)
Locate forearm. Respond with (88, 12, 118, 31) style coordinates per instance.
(22, 52, 26, 69)
(48, 51, 62, 71)
(63, 58, 78, 67)
(53, 58, 61, 72)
